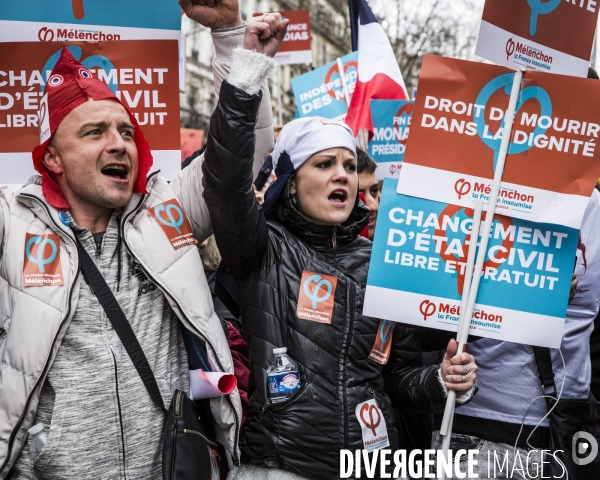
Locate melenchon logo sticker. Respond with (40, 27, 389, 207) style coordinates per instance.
(23, 233, 64, 287)
(149, 199, 197, 250)
(296, 270, 338, 324)
(368, 320, 395, 365)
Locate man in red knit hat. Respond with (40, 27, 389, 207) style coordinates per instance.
(30, 48, 154, 222)
(0, 0, 284, 477)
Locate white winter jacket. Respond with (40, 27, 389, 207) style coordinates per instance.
(0, 24, 274, 478)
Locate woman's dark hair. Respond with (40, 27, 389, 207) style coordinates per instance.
(356, 147, 377, 175)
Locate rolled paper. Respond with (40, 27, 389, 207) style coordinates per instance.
(189, 369, 237, 400)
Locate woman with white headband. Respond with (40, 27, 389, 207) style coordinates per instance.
(202, 14, 478, 480)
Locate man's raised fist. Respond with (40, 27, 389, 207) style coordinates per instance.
(179, 0, 243, 31)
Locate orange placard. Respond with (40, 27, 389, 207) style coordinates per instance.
(23, 233, 64, 287)
(296, 270, 338, 324)
(482, 0, 596, 61)
(476, 0, 599, 76)
(149, 199, 197, 250)
(277, 10, 311, 54)
(0, 40, 180, 183)
(397, 55, 600, 229)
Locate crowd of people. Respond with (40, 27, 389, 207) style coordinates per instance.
(0, 0, 598, 479)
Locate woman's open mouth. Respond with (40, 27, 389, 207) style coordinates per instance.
(328, 189, 348, 207)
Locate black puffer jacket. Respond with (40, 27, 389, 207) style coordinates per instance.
(203, 81, 448, 480)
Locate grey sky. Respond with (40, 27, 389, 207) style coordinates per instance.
(371, 0, 486, 58)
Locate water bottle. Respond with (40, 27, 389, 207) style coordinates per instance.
(28, 423, 47, 463)
(267, 347, 301, 403)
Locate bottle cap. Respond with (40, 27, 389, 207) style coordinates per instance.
(273, 347, 287, 355)
(28, 423, 44, 436)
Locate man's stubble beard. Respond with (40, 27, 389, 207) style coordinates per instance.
(71, 179, 134, 211)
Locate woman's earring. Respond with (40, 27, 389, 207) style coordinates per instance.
(291, 194, 298, 208)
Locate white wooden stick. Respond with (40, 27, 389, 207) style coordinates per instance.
(439, 199, 483, 480)
(336, 57, 351, 107)
(438, 69, 523, 478)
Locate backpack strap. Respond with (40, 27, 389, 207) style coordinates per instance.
(76, 239, 167, 411)
(532, 346, 557, 397)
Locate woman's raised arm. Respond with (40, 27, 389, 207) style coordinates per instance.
(202, 15, 288, 280)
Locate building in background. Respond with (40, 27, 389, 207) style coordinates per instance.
(180, 0, 351, 132)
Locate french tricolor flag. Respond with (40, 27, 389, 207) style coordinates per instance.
(345, 0, 408, 136)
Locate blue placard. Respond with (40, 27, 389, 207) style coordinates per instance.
(291, 51, 358, 120)
(368, 99, 413, 180)
(0, 0, 181, 30)
(363, 178, 578, 347)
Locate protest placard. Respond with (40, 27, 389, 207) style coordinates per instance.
(291, 52, 358, 120)
(277, 10, 312, 65)
(0, 41, 181, 186)
(0, 0, 183, 189)
(475, 0, 599, 77)
(0, 0, 181, 42)
(254, 10, 312, 65)
(368, 100, 413, 179)
(397, 55, 600, 230)
(364, 179, 579, 348)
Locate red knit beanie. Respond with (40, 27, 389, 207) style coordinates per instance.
(32, 48, 153, 209)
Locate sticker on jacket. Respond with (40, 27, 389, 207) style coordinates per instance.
(149, 199, 197, 250)
(23, 233, 64, 287)
(355, 399, 390, 453)
(296, 271, 338, 324)
(208, 446, 220, 480)
(368, 320, 395, 365)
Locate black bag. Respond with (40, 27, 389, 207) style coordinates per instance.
(163, 390, 221, 480)
(533, 346, 600, 479)
(77, 240, 220, 480)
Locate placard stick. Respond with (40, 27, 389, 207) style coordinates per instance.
(439, 199, 483, 479)
(440, 199, 483, 438)
(439, 69, 522, 472)
(456, 199, 484, 357)
(357, 129, 369, 151)
(336, 57, 351, 107)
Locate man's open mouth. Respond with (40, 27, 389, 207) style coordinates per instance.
(101, 164, 129, 181)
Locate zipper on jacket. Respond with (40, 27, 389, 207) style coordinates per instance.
(110, 348, 127, 476)
(339, 284, 357, 449)
(175, 390, 183, 417)
(332, 226, 337, 251)
(1, 194, 80, 475)
(259, 378, 308, 424)
(369, 388, 380, 409)
(331, 226, 340, 269)
(259, 401, 271, 424)
(117, 179, 241, 465)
